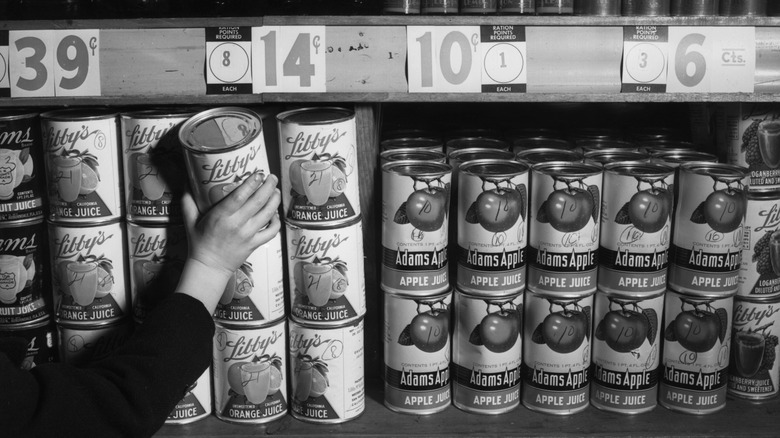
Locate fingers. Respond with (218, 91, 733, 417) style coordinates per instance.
(250, 213, 282, 248)
(181, 191, 199, 234)
(220, 171, 266, 214)
(244, 174, 279, 217)
(247, 186, 281, 232)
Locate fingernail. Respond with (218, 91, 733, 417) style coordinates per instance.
(254, 171, 264, 182)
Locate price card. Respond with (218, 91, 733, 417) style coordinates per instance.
(667, 27, 755, 93)
(53, 29, 100, 97)
(480, 26, 526, 93)
(205, 27, 252, 95)
(252, 26, 326, 93)
(0, 31, 8, 97)
(10, 30, 55, 98)
(622, 26, 668, 93)
(408, 26, 482, 93)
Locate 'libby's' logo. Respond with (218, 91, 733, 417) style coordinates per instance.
(289, 331, 344, 360)
(734, 303, 780, 329)
(200, 144, 262, 184)
(216, 330, 283, 362)
(45, 125, 104, 151)
(124, 122, 175, 152)
(290, 233, 348, 260)
(53, 232, 113, 259)
(284, 128, 347, 160)
(130, 233, 168, 258)
(756, 203, 780, 232)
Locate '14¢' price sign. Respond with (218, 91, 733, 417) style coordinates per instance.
(252, 26, 326, 93)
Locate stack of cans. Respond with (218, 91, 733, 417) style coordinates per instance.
(278, 107, 367, 424)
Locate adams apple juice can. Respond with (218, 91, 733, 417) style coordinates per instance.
(278, 107, 360, 227)
(0, 217, 50, 325)
(452, 289, 522, 414)
(528, 162, 602, 296)
(522, 289, 593, 414)
(384, 291, 451, 414)
(289, 317, 365, 423)
(41, 109, 122, 222)
(591, 290, 664, 413)
(382, 161, 452, 296)
(724, 103, 780, 192)
(0, 110, 45, 222)
(213, 319, 288, 424)
(729, 295, 780, 400)
(668, 163, 748, 295)
(457, 159, 529, 295)
(739, 192, 780, 298)
(166, 367, 212, 424)
(57, 318, 132, 365)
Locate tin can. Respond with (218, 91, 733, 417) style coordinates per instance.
(0, 318, 57, 368)
(590, 290, 664, 414)
(527, 162, 602, 295)
(422, 0, 458, 13)
(166, 367, 212, 424)
(445, 137, 509, 155)
(57, 318, 132, 365)
(598, 162, 674, 295)
(447, 148, 515, 170)
(515, 148, 583, 166)
(0, 217, 50, 325)
(511, 138, 574, 155)
(522, 289, 593, 414)
(535, 0, 573, 14)
(668, 163, 748, 295)
(381, 161, 452, 296)
(653, 150, 719, 167)
(671, 0, 718, 15)
(0, 110, 45, 222)
(729, 295, 780, 400)
(121, 109, 194, 223)
(457, 160, 529, 295)
(574, 0, 620, 15)
(622, 0, 670, 15)
(126, 221, 188, 321)
(384, 291, 451, 414)
(720, 0, 766, 16)
(286, 218, 366, 325)
(460, 0, 496, 13)
(213, 319, 288, 424)
(383, 0, 421, 13)
(659, 290, 734, 414)
(499, 0, 534, 13)
(290, 317, 365, 423)
(578, 139, 639, 153)
(724, 103, 780, 193)
(179, 107, 270, 213)
(380, 149, 447, 166)
(584, 150, 650, 166)
(214, 232, 285, 326)
(738, 192, 780, 298)
(452, 290, 522, 414)
(381, 137, 443, 152)
(41, 109, 122, 222)
(49, 220, 130, 325)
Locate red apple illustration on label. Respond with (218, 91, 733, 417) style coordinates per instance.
(469, 300, 523, 353)
(690, 179, 747, 234)
(219, 263, 254, 305)
(294, 354, 329, 401)
(465, 179, 527, 235)
(532, 299, 591, 354)
(595, 298, 658, 354)
(614, 177, 672, 234)
(398, 299, 450, 353)
(664, 298, 728, 353)
(536, 178, 598, 234)
(394, 177, 450, 233)
(228, 353, 283, 404)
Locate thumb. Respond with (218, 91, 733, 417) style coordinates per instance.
(181, 191, 199, 235)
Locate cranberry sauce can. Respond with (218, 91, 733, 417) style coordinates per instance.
(527, 162, 602, 296)
(422, 0, 458, 13)
(739, 192, 780, 299)
(383, 291, 451, 414)
(166, 367, 212, 424)
(126, 222, 187, 321)
(381, 161, 452, 296)
(0, 218, 50, 325)
(213, 319, 288, 424)
(121, 109, 193, 223)
(515, 148, 584, 166)
(522, 289, 593, 414)
(48, 220, 129, 325)
(41, 109, 122, 222)
(584, 149, 650, 166)
(452, 290, 522, 414)
(590, 290, 664, 414)
(380, 148, 447, 166)
(729, 295, 780, 400)
(724, 103, 780, 192)
(289, 317, 365, 423)
(0, 110, 45, 222)
(598, 162, 674, 295)
(286, 218, 366, 325)
(0, 318, 57, 368)
(57, 318, 132, 365)
(659, 290, 734, 414)
(277, 107, 360, 227)
(457, 160, 529, 295)
(668, 163, 748, 295)
(179, 107, 270, 213)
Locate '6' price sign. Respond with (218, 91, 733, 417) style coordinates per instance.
(407, 26, 482, 93)
(252, 26, 326, 93)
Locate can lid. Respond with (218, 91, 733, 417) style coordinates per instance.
(381, 137, 443, 151)
(0, 109, 40, 121)
(276, 107, 354, 125)
(446, 137, 509, 151)
(517, 148, 583, 165)
(380, 148, 446, 162)
(40, 107, 118, 120)
(179, 107, 261, 153)
(680, 161, 747, 180)
(512, 137, 573, 150)
(584, 149, 649, 165)
(448, 148, 514, 163)
(460, 159, 529, 177)
(382, 160, 452, 176)
(0, 215, 45, 228)
(532, 160, 602, 176)
(577, 139, 638, 152)
(120, 107, 201, 120)
(604, 160, 674, 177)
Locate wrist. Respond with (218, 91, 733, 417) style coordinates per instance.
(174, 258, 233, 314)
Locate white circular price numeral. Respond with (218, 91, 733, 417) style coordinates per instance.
(208, 42, 250, 84)
(484, 43, 524, 84)
(626, 43, 665, 83)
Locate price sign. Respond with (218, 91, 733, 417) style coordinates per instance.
(10, 30, 55, 98)
(622, 26, 668, 93)
(667, 27, 755, 93)
(0, 31, 8, 97)
(408, 26, 481, 93)
(480, 26, 526, 93)
(53, 30, 100, 97)
(252, 26, 326, 93)
(205, 27, 252, 94)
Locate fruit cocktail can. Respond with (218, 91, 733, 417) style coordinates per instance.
(522, 289, 593, 414)
(668, 163, 748, 296)
(41, 108, 122, 223)
(659, 289, 734, 414)
(0, 110, 45, 222)
(0, 217, 50, 325)
(213, 319, 288, 424)
(277, 107, 360, 228)
(590, 289, 664, 414)
(738, 191, 780, 299)
(383, 290, 451, 414)
(57, 318, 131, 365)
(724, 103, 780, 193)
(0, 318, 57, 367)
(456, 159, 529, 295)
(166, 367, 212, 424)
(452, 289, 522, 414)
(728, 295, 780, 400)
(289, 317, 365, 423)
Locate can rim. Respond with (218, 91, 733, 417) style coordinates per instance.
(667, 288, 738, 299)
(382, 288, 452, 301)
(0, 110, 40, 121)
(381, 137, 443, 149)
(595, 288, 666, 301)
(604, 160, 674, 176)
(532, 160, 602, 176)
(289, 314, 365, 329)
(276, 106, 354, 125)
(578, 139, 637, 150)
(512, 137, 573, 149)
(453, 287, 523, 301)
(47, 218, 124, 228)
(381, 159, 453, 176)
(56, 317, 131, 329)
(734, 294, 780, 304)
(747, 191, 780, 200)
(120, 108, 200, 120)
(516, 148, 584, 164)
(379, 148, 447, 161)
(459, 158, 530, 177)
(448, 147, 515, 162)
(0, 316, 52, 331)
(285, 214, 363, 231)
(680, 161, 748, 178)
(214, 316, 287, 330)
(40, 107, 118, 120)
(178, 107, 262, 153)
(525, 288, 597, 300)
(446, 136, 509, 150)
(0, 215, 44, 228)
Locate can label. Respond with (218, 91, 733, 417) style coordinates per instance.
(287, 221, 366, 325)
(384, 292, 451, 414)
(739, 193, 780, 298)
(522, 291, 592, 414)
(166, 367, 211, 424)
(383, 0, 421, 13)
(213, 320, 288, 423)
(422, 0, 458, 13)
(460, 0, 497, 12)
(659, 291, 733, 414)
(58, 320, 132, 365)
(729, 298, 780, 399)
(598, 165, 673, 294)
(0, 113, 45, 221)
(0, 319, 57, 368)
(0, 219, 49, 325)
(214, 232, 285, 325)
(590, 291, 663, 413)
(452, 291, 522, 414)
(127, 222, 187, 321)
(290, 319, 365, 422)
(49, 221, 129, 324)
(724, 103, 780, 192)
(42, 114, 122, 221)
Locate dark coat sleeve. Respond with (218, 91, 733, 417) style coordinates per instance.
(0, 293, 214, 438)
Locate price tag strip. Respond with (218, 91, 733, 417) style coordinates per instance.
(205, 27, 252, 95)
(622, 26, 668, 93)
(0, 31, 9, 97)
(252, 26, 326, 93)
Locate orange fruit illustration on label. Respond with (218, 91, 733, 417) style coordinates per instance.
(289, 153, 350, 206)
(219, 263, 254, 305)
(52, 149, 100, 203)
(294, 355, 329, 401)
(64, 255, 114, 307)
(228, 354, 283, 405)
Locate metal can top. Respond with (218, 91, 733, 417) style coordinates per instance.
(747, 190, 780, 201)
(512, 137, 574, 150)
(630, 127, 687, 143)
(578, 139, 638, 152)
(120, 107, 200, 120)
(532, 160, 603, 177)
(647, 147, 697, 157)
(459, 159, 530, 178)
(654, 151, 719, 165)
(596, 288, 666, 301)
(0, 215, 44, 228)
(47, 217, 123, 228)
(642, 140, 697, 152)
(276, 106, 354, 125)
(178, 107, 262, 153)
(734, 293, 780, 304)
(604, 160, 674, 178)
(569, 127, 623, 141)
(0, 109, 39, 120)
(382, 160, 452, 177)
(40, 107, 118, 120)
(380, 148, 446, 162)
(584, 149, 649, 165)
(381, 137, 443, 151)
(679, 161, 747, 179)
(516, 148, 583, 165)
(445, 128, 503, 141)
(667, 287, 737, 300)
(446, 137, 509, 151)
(448, 147, 515, 164)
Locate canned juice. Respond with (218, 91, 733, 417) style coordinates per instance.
(452, 290, 522, 414)
(739, 192, 780, 298)
(522, 290, 593, 414)
(383, 0, 421, 13)
(213, 320, 288, 424)
(499, 0, 535, 14)
(422, 0, 458, 13)
(729, 296, 780, 400)
(0, 318, 57, 368)
(659, 290, 733, 414)
(289, 318, 365, 423)
(460, 0, 497, 13)
(57, 319, 132, 365)
(166, 367, 212, 424)
(0, 110, 45, 221)
(384, 291, 451, 414)
(724, 103, 780, 192)
(527, 162, 602, 295)
(0, 218, 50, 325)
